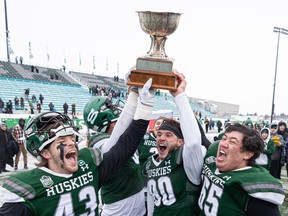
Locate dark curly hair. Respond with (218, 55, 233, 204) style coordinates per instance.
(225, 123, 264, 165)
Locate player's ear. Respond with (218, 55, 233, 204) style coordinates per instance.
(41, 149, 52, 159)
(177, 138, 184, 147)
(243, 151, 254, 160)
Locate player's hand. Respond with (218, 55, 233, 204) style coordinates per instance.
(124, 66, 136, 86)
(138, 78, 155, 107)
(170, 70, 187, 97)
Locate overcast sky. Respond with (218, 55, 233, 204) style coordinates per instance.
(0, 0, 287, 116)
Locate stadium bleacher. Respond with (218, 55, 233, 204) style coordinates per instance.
(0, 60, 78, 85)
(70, 71, 127, 91)
(0, 60, 214, 117)
(0, 76, 92, 113)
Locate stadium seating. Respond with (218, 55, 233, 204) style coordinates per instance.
(0, 60, 214, 118)
(70, 71, 127, 91)
(0, 76, 92, 114)
(0, 60, 78, 85)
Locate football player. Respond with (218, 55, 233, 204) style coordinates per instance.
(0, 79, 154, 215)
(143, 71, 205, 215)
(137, 116, 167, 215)
(198, 123, 284, 215)
(83, 81, 155, 215)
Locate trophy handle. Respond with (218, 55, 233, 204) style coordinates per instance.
(147, 35, 168, 58)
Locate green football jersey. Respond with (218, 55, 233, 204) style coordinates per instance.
(2, 147, 102, 216)
(199, 142, 285, 216)
(101, 154, 144, 204)
(89, 132, 144, 204)
(144, 149, 201, 216)
(138, 133, 158, 169)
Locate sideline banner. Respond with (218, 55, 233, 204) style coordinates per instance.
(0, 117, 85, 129)
(0, 109, 173, 130)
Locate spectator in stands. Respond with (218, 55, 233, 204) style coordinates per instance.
(0, 98, 4, 113)
(63, 102, 69, 115)
(113, 75, 119, 82)
(71, 103, 76, 116)
(19, 56, 23, 64)
(256, 127, 275, 171)
(49, 102, 55, 111)
(210, 118, 215, 130)
(164, 92, 168, 100)
(205, 117, 209, 133)
(277, 121, 288, 177)
(14, 96, 19, 110)
(224, 118, 230, 127)
(94, 85, 99, 95)
(62, 65, 66, 72)
(243, 118, 254, 129)
(36, 101, 42, 113)
(31, 65, 34, 72)
(12, 118, 28, 170)
(31, 95, 37, 103)
(28, 100, 34, 114)
(156, 89, 160, 96)
(50, 74, 54, 80)
(277, 121, 288, 143)
(6, 100, 13, 114)
(24, 88, 30, 100)
(0, 122, 15, 173)
(217, 120, 223, 133)
(35, 67, 39, 73)
(39, 94, 44, 104)
(15, 56, 18, 64)
(20, 97, 24, 110)
(269, 123, 285, 179)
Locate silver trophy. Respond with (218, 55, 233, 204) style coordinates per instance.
(127, 11, 182, 91)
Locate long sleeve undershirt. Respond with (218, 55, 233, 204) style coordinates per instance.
(174, 92, 203, 185)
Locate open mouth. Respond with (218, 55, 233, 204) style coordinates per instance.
(158, 144, 167, 153)
(65, 151, 77, 164)
(217, 149, 226, 162)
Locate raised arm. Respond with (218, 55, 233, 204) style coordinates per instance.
(99, 78, 155, 186)
(101, 71, 153, 153)
(100, 89, 138, 153)
(170, 71, 203, 185)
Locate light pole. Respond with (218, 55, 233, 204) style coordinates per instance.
(270, 27, 288, 123)
(4, 0, 10, 62)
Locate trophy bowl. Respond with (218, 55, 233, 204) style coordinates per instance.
(126, 11, 182, 91)
(137, 11, 182, 58)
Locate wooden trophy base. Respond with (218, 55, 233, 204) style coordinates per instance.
(126, 57, 177, 91)
(127, 69, 177, 91)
